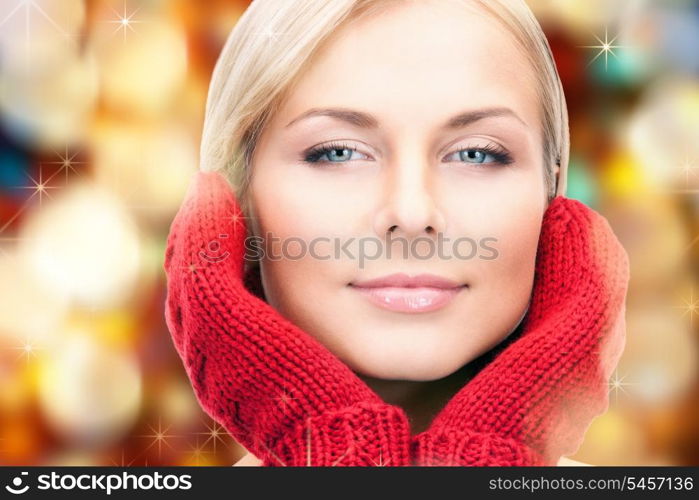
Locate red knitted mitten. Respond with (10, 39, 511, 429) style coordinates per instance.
(411, 196, 629, 466)
(163, 171, 412, 466)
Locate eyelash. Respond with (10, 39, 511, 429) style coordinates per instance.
(303, 141, 361, 164)
(449, 143, 514, 165)
(302, 141, 513, 166)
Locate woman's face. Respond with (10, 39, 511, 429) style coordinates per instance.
(249, 0, 551, 381)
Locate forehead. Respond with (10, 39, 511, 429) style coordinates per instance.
(275, 0, 540, 131)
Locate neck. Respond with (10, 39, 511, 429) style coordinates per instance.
(355, 321, 526, 435)
(355, 359, 480, 435)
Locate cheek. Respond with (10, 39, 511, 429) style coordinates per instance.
(487, 209, 542, 296)
(249, 162, 379, 301)
(249, 165, 354, 320)
(443, 175, 545, 309)
(250, 161, 367, 239)
(482, 207, 542, 314)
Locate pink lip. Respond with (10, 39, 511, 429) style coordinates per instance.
(349, 273, 466, 313)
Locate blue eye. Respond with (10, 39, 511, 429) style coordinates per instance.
(445, 146, 513, 166)
(461, 150, 489, 163)
(303, 142, 513, 166)
(303, 142, 370, 164)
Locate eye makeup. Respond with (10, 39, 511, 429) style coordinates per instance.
(300, 140, 514, 167)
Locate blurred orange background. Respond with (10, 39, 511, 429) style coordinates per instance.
(0, 0, 698, 466)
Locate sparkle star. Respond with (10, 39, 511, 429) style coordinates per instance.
(185, 435, 210, 466)
(106, 0, 143, 44)
(369, 449, 390, 467)
(43, 145, 86, 185)
(11, 335, 43, 366)
(608, 369, 639, 405)
(194, 420, 230, 454)
(270, 387, 298, 414)
(223, 211, 252, 239)
(579, 26, 626, 72)
(136, 416, 180, 461)
(15, 166, 59, 208)
(676, 151, 699, 191)
(109, 448, 137, 466)
(674, 286, 699, 328)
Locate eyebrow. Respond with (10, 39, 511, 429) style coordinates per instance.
(284, 106, 527, 129)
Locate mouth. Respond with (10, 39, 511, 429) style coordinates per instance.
(348, 273, 468, 313)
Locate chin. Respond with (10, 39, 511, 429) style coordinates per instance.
(343, 347, 472, 382)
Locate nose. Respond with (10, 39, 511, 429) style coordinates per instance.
(373, 158, 447, 239)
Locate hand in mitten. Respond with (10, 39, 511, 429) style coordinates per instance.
(411, 196, 629, 466)
(163, 171, 412, 466)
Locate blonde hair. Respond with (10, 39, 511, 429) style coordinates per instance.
(200, 0, 570, 215)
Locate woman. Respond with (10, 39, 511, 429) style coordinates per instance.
(164, 0, 629, 466)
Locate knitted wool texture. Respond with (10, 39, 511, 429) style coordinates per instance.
(412, 188, 629, 465)
(164, 171, 412, 466)
(163, 171, 629, 467)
